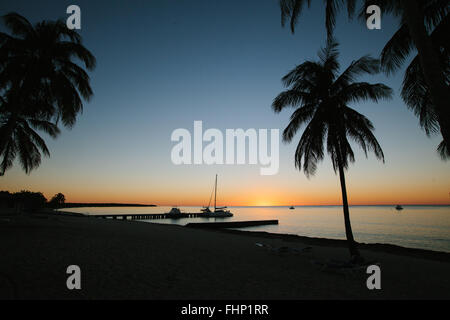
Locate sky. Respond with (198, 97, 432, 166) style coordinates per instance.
(1, 0, 449, 206)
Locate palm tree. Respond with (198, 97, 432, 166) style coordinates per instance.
(273, 40, 392, 261)
(278, 0, 450, 157)
(0, 89, 60, 175)
(376, 0, 449, 158)
(0, 13, 96, 175)
(398, 12, 449, 158)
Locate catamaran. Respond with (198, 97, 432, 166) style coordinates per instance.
(201, 174, 233, 218)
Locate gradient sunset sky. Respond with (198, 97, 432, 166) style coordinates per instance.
(1, 0, 449, 206)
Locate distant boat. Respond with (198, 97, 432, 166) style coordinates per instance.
(201, 175, 233, 218)
(395, 205, 404, 211)
(166, 207, 183, 218)
(289, 206, 295, 210)
(167, 207, 181, 214)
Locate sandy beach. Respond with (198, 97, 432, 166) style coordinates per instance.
(0, 212, 449, 300)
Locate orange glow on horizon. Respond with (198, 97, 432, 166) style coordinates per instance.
(2, 165, 449, 207)
(39, 187, 450, 207)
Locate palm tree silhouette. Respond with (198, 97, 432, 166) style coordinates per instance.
(378, 1, 449, 158)
(279, 0, 357, 38)
(273, 40, 392, 261)
(0, 13, 96, 175)
(0, 89, 60, 174)
(278, 0, 450, 158)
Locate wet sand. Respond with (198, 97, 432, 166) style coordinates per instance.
(0, 212, 449, 299)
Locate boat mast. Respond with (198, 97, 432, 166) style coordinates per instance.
(214, 174, 217, 210)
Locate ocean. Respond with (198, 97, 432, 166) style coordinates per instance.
(61, 205, 450, 253)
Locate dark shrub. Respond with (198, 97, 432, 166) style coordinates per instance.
(13, 191, 47, 212)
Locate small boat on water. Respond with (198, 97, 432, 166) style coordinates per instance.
(165, 207, 184, 218)
(201, 174, 233, 218)
(289, 206, 295, 210)
(395, 205, 404, 211)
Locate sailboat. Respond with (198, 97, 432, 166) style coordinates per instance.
(201, 174, 233, 218)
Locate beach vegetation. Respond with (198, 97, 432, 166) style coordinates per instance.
(48, 193, 66, 209)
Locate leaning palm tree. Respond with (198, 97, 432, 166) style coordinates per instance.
(279, 0, 450, 157)
(273, 40, 392, 261)
(375, 0, 449, 158)
(0, 90, 60, 175)
(0, 13, 95, 175)
(399, 12, 449, 158)
(368, 1, 449, 152)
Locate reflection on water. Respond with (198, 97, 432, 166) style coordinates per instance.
(62, 205, 450, 253)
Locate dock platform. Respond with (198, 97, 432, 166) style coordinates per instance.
(186, 220, 279, 228)
(91, 213, 205, 220)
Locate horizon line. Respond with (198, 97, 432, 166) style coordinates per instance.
(64, 202, 450, 207)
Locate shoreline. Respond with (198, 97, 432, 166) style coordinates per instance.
(213, 228, 450, 262)
(63, 204, 450, 208)
(1, 211, 449, 299)
(46, 210, 450, 261)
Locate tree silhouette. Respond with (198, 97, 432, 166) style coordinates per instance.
(376, 0, 449, 158)
(48, 193, 65, 209)
(278, 0, 450, 159)
(273, 40, 392, 261)
(0, 13, 96, 175)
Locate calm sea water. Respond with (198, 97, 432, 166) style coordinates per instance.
(62, 206, 450, 253)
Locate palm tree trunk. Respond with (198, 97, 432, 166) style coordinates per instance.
(402, 0, 450, 151)
(337, 160, 361, 260)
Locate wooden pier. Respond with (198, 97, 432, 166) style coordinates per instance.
(91, 213, 205, 220)
(90, 214, 279, 229)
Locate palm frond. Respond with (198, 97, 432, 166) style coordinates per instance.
(400, 13, 449, 136)
(338, 82, 393, 104)
(57, 41, 96, 70)
(401, 56, 440, 136)
(295, 117, 326, 177)
(318, 38, 340, 70)
(279, 0, 358, 38)
(27, 119, 60, 138)
(0, 136, 16, 176)
(1, 13, 35, 39)
(324, 0, 340, 39)
(343, 106, 385, 162)
(16, 127, 41, 174)
(280, 0, 311, 33)
(380, 24, 414, 75)
(333, 55, 380, 91)
(282, 61, 323, 87)
(282, 103, 316, 142)
(272, 89, 312, 113)
(437, 139, 450, 160)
